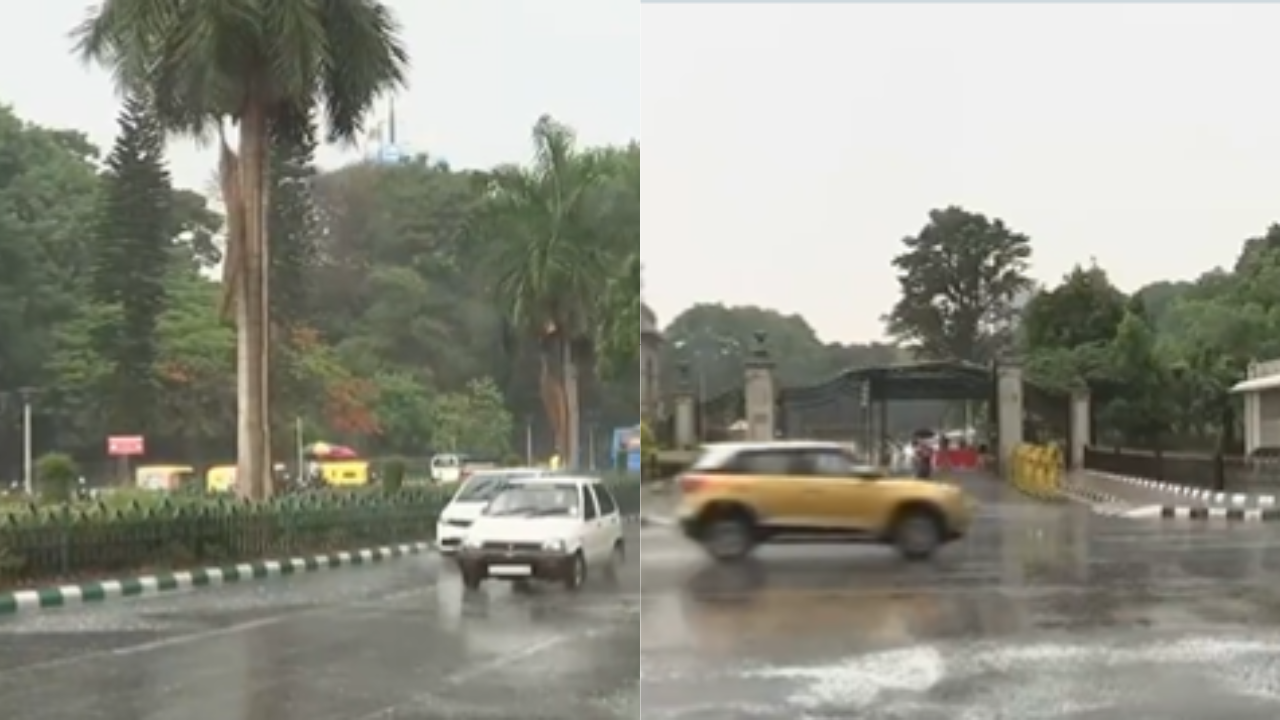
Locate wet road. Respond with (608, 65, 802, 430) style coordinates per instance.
(0, 527, 640, 719)
(641, 474, 1280, 718)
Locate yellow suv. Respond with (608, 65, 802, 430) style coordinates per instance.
(676, 441, 972, 561)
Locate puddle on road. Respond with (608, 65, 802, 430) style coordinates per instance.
(643, 634, 1280, 718)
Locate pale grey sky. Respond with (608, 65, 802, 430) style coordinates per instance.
(644, 4, 1280, 342)
(1, 1, 638, 191)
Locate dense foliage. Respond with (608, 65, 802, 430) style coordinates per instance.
(1017, 230, 1280, 450)
(0, 103, 638, 481)
(662, 203, 1272, 453)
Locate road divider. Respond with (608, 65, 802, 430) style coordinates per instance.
(1087, 471, 1278, 507)
(0, 541, 433, 615)
(0, 478, 642, 613)
(1123, 505, 1280, 522)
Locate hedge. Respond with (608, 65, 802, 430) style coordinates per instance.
(0, 478, 640, 588)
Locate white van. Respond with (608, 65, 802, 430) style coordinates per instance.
(430, 453, 496, 484)
(435, 468, 550, 554)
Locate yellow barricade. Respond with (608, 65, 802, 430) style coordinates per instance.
(1009, 443, 1064, 501)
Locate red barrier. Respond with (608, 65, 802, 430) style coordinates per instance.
(937, 448, 980, 470)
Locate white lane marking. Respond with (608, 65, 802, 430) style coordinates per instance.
(111, 616, 285, 656)
(446, 634, 571, 684)
(351, 633, 580, 719)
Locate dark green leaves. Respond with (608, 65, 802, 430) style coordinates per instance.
(886, 206, 1033, 363)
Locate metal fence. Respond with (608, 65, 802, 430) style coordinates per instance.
(0, 478, 640, 587)
(1083, 446, 1280, 495)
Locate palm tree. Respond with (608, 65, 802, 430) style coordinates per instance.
(598, 253, 641, 380)
(73, 0, 409, 498)
(486, 116, 609, 466)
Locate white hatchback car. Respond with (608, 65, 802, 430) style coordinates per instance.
(435, 468, 550, 555)
(455, 475, 625, 591)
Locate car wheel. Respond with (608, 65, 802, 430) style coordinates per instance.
(604, 542, 625, 583)
(703, 516, 755, 562)
(893, 509, 942, 561)
(461, 569, 484, 590)
(564, 552, 587, 591)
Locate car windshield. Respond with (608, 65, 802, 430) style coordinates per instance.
(485, 484, 581, 517)
(453, 472, 532, 502)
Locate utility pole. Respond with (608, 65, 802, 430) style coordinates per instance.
(19, 388, 35, 495)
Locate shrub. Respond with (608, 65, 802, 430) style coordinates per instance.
(35, 453, 79, 504)
(0, 479, 642, 588)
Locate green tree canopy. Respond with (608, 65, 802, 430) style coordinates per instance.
(886, 207, 1033, 363)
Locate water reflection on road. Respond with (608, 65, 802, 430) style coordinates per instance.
(641, 477, 1280, 718)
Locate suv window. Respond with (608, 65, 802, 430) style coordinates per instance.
(594, 484, 618, 515)
(725, 450, 801, 475)
(801, 450, 857, 477)
(583, 485, 600, 520)
(792, 450, 886, 479)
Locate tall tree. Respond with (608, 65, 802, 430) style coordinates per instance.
(1021, 264, 1127, 391)
(268, 111, 320, 333)
(267, 111, 320, 436)
(886, 206, 1033, 363)
(90, 94, 173, 435)
(74, 0, 410, 498)
(484, 116, 609, 466)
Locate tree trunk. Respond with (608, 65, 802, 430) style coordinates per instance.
(538, 351, 565, 459)
(237, 104, 272, 500)
(562, 336, 580, 468)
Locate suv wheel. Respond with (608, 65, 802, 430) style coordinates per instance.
(702, 516, 756, 562)
(893, 509, 942, 561)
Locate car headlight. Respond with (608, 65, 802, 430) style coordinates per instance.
(541, 539, 567, 553)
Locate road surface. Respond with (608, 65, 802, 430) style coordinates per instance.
(641, 475, 1280, 718)
(0, 527, 640, 719)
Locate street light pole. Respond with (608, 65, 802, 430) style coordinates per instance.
(20, 388, 34, 495)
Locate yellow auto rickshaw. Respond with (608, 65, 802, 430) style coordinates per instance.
(206, 465, 237, 493)
(319, 460, 370, 487)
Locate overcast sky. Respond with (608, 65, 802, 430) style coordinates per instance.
(644, 4, 1280, 342)
(1, 1, 638, 195)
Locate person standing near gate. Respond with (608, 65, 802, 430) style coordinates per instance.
(913, 438, 934, 479)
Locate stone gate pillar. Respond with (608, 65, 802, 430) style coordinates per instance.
(744, 332, 777, 441)
(997, 359, 1024, 475)
(1069, 388, 1091, 469)
(672, 362, 696, 449)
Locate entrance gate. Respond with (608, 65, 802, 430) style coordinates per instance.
(683, 339, 1081, 473)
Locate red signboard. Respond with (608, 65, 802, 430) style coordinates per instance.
(107, 435, 145, 456)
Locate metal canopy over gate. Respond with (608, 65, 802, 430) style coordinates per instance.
(694, 358, 1071, 447)
(778, 361, 996, 441)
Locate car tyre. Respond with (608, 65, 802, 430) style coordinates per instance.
(564, 551, 587, 591)
(702, 515, 756, 563)
(892, 509, 943, 561)
(604, 542, 625, 583)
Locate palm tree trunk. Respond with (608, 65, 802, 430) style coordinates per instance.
(237, 103, 272, 500)
(539, 351, 567, 459)
(562, 337, 580, 468)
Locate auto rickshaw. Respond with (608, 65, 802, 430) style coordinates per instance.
(206, 465, 237, 493)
